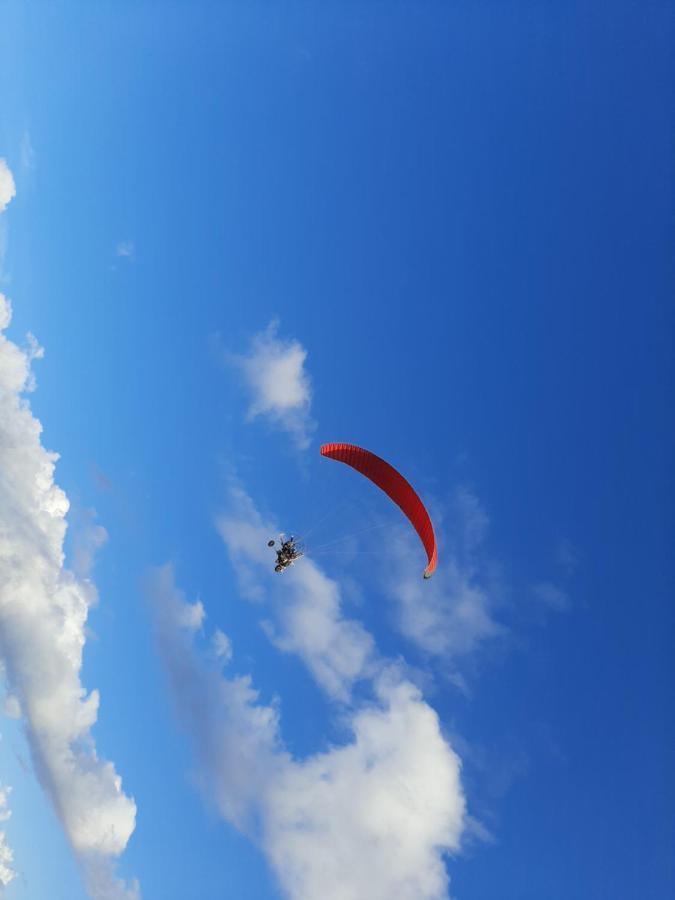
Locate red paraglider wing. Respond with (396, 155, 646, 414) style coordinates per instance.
(320, 442, 437, 579)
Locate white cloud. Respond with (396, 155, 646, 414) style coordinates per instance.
(230, 321, 315, 449)
(393, 560, 503, 659)
(0, 785, 16, 889)
(0, 295, 139, 899)
(213, 481, 275, 602)
(2, 695, 20, 719)
(263, 672, 466, 900)
(261, 560, 375, 702)
(148, 566, 466, 900)
(388, 488, 504, 661)
(216, 482, 374, 701)
(146, 565, 285, 832)
(0, 161, 15, 215)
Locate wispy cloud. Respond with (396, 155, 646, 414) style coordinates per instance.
(531, 581, 569, 612)
(388, 488, 505, 663)
(229, 321, 315, 449)
(0, 295, 139, 900)
(211, 629, 233, 664)
(0, 161, 15, 215)
(216, 482, 374, 701)
(115, 241, 135, 260)
(0, 784, 16, 890)
(146, 565, 283, 832)
(147, 565, 466, 900)
(71, 507, 109, 578)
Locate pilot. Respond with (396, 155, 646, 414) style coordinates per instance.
(270, 537, 300, 572)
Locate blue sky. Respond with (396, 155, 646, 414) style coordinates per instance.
(0, 2, 673, 898)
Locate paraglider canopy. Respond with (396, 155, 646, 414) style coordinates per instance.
(320, 442, 437, 579)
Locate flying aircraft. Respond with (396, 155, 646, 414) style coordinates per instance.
(320, 442, 437, 579)
(267, 444, 437, 579)
(268, 536, 303, 572)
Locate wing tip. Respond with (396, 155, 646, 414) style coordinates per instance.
(423, 550, 438, 580)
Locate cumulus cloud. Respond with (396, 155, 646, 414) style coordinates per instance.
(388, 488, 504, 662)
(0, 295, 138, 899)
(147, 566, 466, 900)
(0, 161, 15, 215)
(0, 784, 16, 889)
(230, 321, 315, 449)
(216, 482, 374, 701)
(264, 672, 466, 900)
